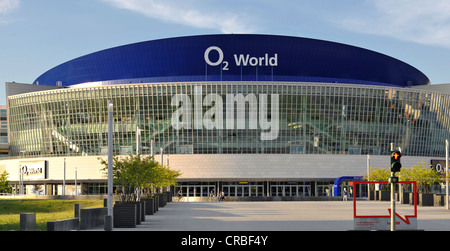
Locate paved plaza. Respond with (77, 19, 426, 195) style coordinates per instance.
(106, 200, 450, 231)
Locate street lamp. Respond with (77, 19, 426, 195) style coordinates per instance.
(446, 139, 449, 210)
(105, 100, 113, 231)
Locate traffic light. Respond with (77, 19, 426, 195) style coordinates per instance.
(390, 150, 402, 173)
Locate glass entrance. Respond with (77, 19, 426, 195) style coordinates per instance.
(270, 184, 311, 196)
(223, 184, 264, 196)
(174, 183, 216, 197)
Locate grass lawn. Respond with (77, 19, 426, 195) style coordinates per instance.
(0, 199, 104, 231)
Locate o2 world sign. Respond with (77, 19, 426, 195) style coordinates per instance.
(204, 46, 278, 71)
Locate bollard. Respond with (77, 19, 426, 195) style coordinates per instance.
(104, 215, 113, 231)
(74, 204, 83, 218)
(20, 213, 36, 231)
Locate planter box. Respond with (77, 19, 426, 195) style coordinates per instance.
(115, 201, 144, 224)
(159, 193, 167, 207)
(141, 198, 154, 215)
(379, 191, 390, 201)
(368, 191, 374, 201)
(113, 204, 137, 228)
(434, 194, 444, 206)
(79, 207, 107, 230)
(400, 192, 409, 204)
(154, 196, 159, 212)
(419, 194, 434, 206)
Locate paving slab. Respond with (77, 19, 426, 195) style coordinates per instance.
(98, 200, 450, 231)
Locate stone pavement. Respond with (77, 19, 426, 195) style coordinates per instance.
(101, 200, 450, 231)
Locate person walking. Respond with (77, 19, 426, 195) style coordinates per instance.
(219, 190, 225, 202)
(177, 188, 183, 202)
(210, 188, 215, 202)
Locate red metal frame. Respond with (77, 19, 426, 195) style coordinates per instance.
(353, 181, 417, 224)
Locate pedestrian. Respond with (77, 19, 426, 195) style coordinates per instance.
(219, 190, 225, 202)
(343, 188, 348, 201)
(210, 188, 215, 202)
(177, 188, 183, 202)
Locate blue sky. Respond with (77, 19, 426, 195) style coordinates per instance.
(1, 0, 450, 105)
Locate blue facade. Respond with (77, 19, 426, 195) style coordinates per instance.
(33, 34, 429, 87)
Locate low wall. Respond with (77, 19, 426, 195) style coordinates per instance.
(0, 195, 110, 200)
(79, 207, 107, 230)
(47, 218, 79, 231)
(20, 213, 36, 231)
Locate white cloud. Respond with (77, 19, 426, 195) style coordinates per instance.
(0, 0, 19, 24)
(0, 0, 19, 14)
(340, 0, 450, 48)
(101, 0, 254, 34)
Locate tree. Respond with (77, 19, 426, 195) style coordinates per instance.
(0, 171, 11, 194)
(365, 167, 390, 181)
(365, 167, 390, 190)
(99, 153, 181, 202)
(399, 161, 443, 193)
(366, 161, 443, 194)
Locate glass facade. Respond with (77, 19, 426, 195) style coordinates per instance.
(0, 108, 7, 144)
(7, 82, 450, 158)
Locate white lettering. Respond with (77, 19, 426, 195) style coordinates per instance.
(206, 46, 278, 68)
(181, 235, 215, 249)
(171, 93, 279, 140)
(171, 94, 192, 130)
(204, 46, 224, 66)
(226, 93, 257, 130)
(259, 94, 279, 141)
(234, 54, 249, 66)
(203, 94, 223, 129)
(233, 53, 278, 67)
(225, 235, 268, 246)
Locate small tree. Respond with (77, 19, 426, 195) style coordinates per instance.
(367, 161, 443, 194)
(99, 153, 181, 202)
(0, 171, 11, 194)
(365, 166, 390, 190)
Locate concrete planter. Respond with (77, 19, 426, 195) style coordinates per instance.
(115, 201, 145, 223)
(378, 191, 390, 201)
(158, 193, 167, 207)
(400, 192, 409, 204)
(419, 193, 434, 206)
(368, 191, 374, 200)
(113, 203, 137, 228)
(141, 198, 154, 215)
(434, 194, 444, 206)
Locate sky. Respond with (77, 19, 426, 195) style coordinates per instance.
(1, 0, 450, 105)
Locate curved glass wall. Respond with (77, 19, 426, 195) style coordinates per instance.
(7, 82, 450, 157)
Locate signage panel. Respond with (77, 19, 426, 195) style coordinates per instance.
(431, 159, 449, 174)
(33, 34, 430, 88)
(19, 160, 48, 181)
(353, 181, 417, 231)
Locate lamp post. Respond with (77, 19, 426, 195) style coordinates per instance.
(367, 154, 370, 198)
(75, 166, 77, 196)
(136, 126, 141, 155)
(105, 100, 114, 231)
(446, 139, 449, 210)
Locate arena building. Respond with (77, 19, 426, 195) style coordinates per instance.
(2, 34, 450, 198)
